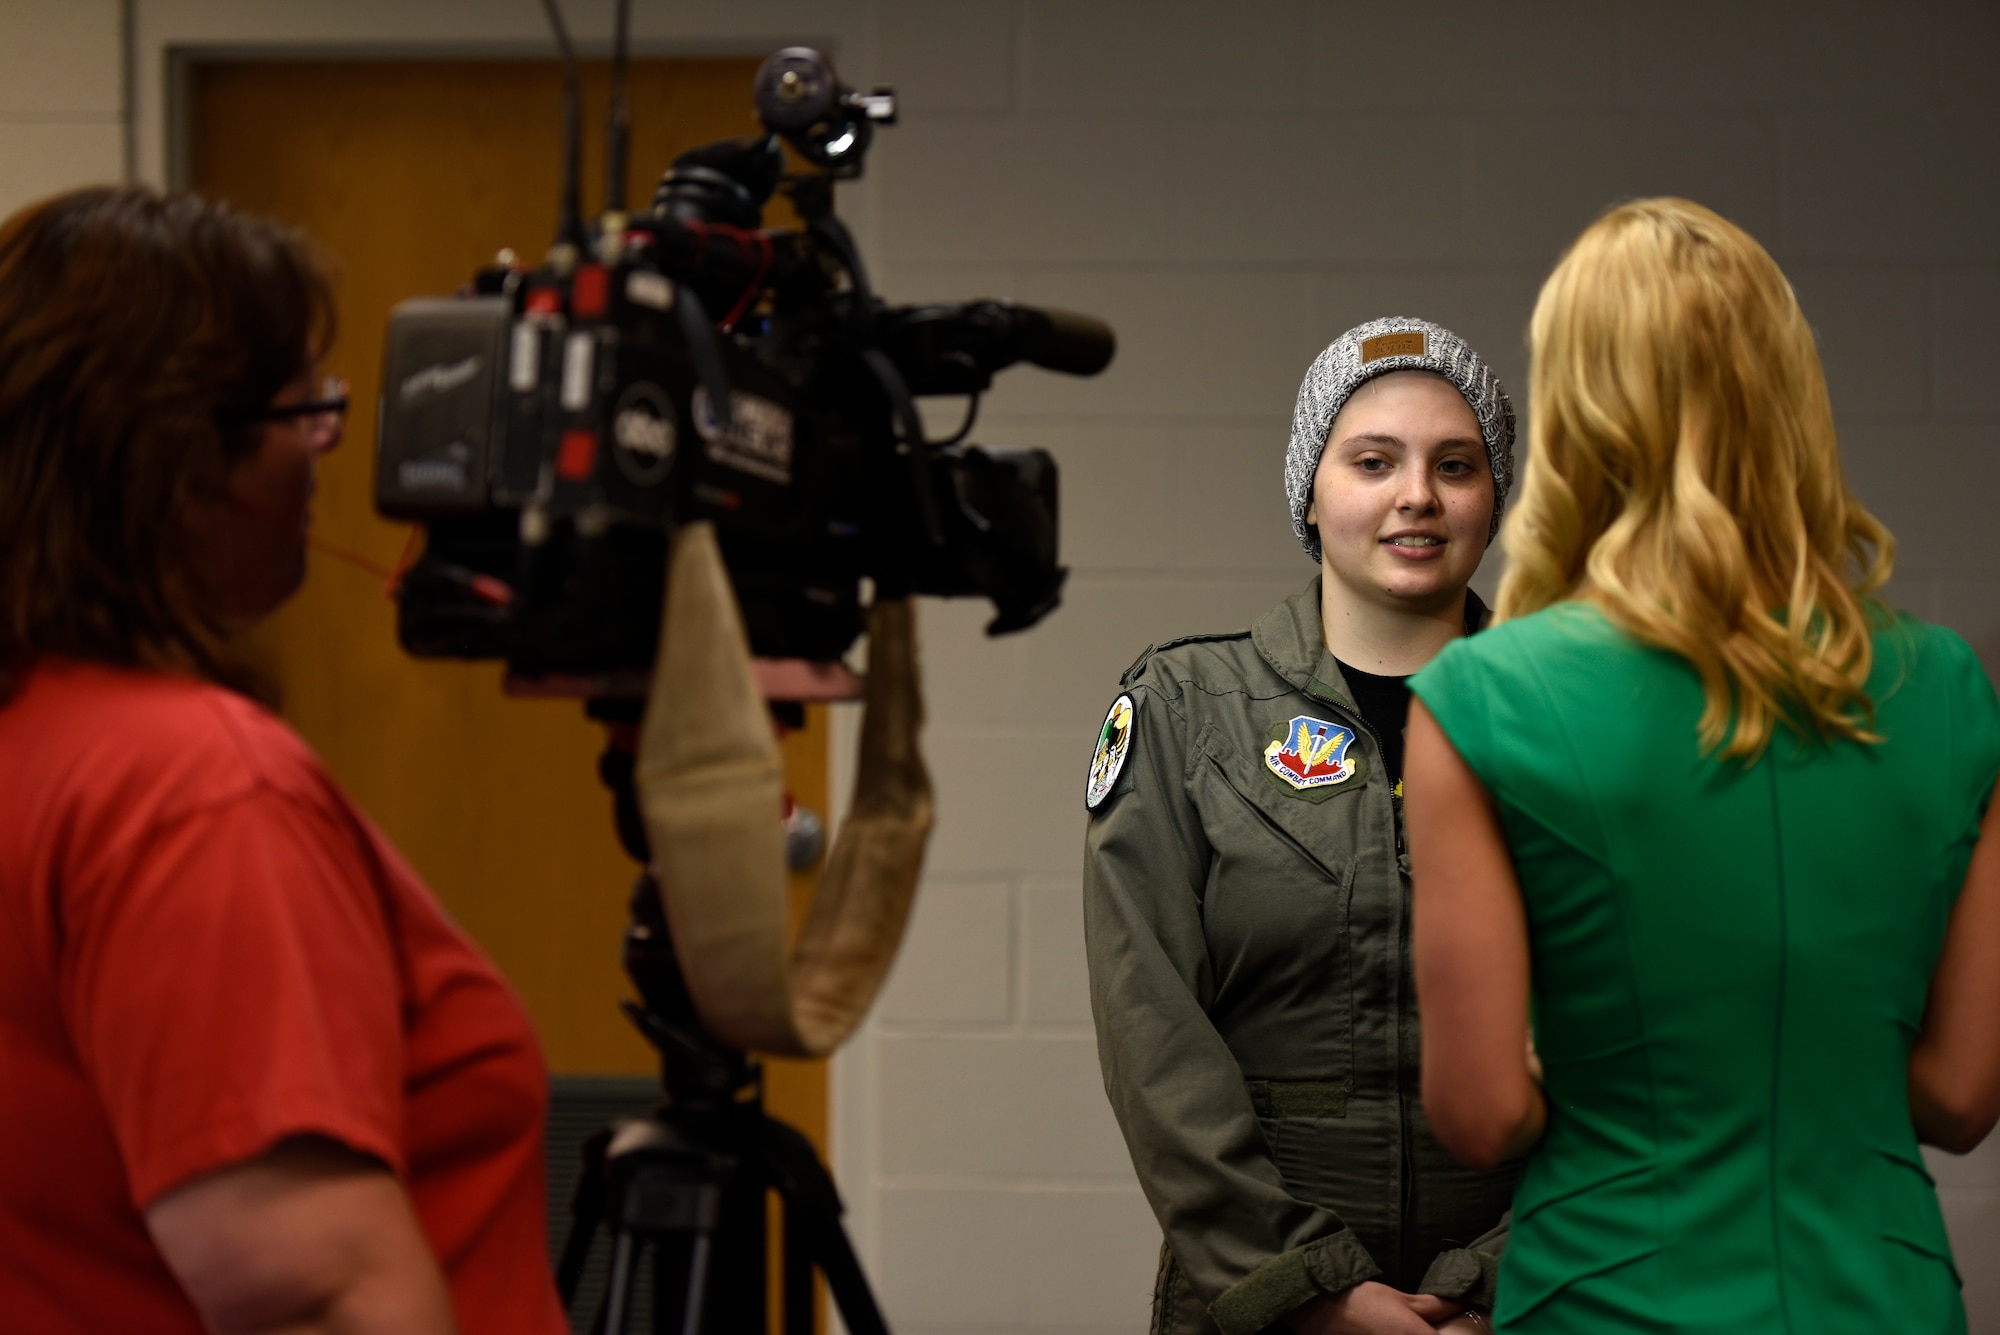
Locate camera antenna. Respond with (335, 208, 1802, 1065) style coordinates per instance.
(605, 0, 632, 213)
(537, 0, 588, 253)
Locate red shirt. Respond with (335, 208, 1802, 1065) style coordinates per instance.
(0, 662, 568, 1334)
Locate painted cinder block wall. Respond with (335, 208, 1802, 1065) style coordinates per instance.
(6, 0, 1994, 1329)
(850, 4, 2000, 1332)
(0, 0, 123, 216)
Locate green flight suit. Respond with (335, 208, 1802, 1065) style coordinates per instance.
(1083, 577, 1520, 1335)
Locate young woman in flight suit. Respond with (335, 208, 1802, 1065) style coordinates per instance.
(1084, 319, 1521, 1335)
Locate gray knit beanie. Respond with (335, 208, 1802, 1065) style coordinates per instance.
(1286, 316, 1515, 563)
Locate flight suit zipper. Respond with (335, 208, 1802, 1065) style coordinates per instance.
(1392, 787, 1415, 1275)
(1302, 682, 1411, 1275)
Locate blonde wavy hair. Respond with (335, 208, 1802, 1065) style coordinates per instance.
(1496, 197, 1894, 759)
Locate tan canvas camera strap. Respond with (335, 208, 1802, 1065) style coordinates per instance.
(636, 522, 933, 1056)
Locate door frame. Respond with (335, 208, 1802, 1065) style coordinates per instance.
(163, 36, 833, 192)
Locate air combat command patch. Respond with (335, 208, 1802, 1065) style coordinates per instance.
(1086, 694, 1136, 810)
(1263, 714, 1361, 794)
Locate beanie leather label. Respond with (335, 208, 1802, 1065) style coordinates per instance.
(1361, 331, 1426, 363)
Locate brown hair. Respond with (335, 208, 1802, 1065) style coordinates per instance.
(0, 186, 335, 698)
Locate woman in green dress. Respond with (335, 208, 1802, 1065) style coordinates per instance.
(1401, 197, 2000, 1332)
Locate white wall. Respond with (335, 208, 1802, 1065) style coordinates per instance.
(14, 0, 1996, 1328)
(848, 4, 2000, 1333)
(0, 0, 122, 212)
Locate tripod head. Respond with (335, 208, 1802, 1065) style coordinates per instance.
(566, 711, 891, 1335)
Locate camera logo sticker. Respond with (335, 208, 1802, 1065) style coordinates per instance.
(509, 323, 540, 392)
(396, 439, 475, 495)
(400, 355, 482, 402)
(1263, 715, 1358, 792)
(1086, 693, 1136, 811)
(560, 331, 595, 411)
(612, 382, 677, 486)
(625, 270, 673, 312)
(693, 386, 796, 485)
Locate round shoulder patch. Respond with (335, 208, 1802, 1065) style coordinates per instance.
(1085, 693, 1136, 810)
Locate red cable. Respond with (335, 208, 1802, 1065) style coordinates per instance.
(720, 229, 773, 333)
(674, 218, 772, 333)
(308, 529, 512, 607)
(383, 525, 425, 598)
(308, 533, 395, 585)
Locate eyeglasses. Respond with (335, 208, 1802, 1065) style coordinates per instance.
(235, 376, 350, 452)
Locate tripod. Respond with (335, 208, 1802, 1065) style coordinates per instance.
(557, 742, 891, 1335)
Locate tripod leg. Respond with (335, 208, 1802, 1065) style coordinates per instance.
(809, 1207, 891, 1335)
(783, 1194, 815, 1335)
(560, 1127, 613, 1308)
(666, 1233, 712, 1335)
(600, 1228, 713, 1335)
(604, 1231, 640, 1335)
(761, 1118, 891, 1335)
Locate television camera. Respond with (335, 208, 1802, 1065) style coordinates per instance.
(369, 9, 1115, 1335)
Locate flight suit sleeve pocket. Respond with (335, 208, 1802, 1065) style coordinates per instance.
(1247, 1080, 1350, 1119)
(1249, 1081, 1358, 1217)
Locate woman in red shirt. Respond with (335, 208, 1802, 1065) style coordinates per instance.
(0, 186, 568, 1334)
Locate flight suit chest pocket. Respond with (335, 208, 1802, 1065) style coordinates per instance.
(1187, 721, 1359, 1078)
(1188, 721, 1367, 888)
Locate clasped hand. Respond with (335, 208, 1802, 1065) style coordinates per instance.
(1287, 1281, 1483, 1334)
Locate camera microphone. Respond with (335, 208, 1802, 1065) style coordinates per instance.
(1016, 307, 1115, 378)
(877, 300, 1117, 396)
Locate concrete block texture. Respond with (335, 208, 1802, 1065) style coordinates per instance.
(1616, 0, 1929, 107)
(0, 122, 125, 219)
(878, 881, 1015, 1026)
(877, 1034, 1131, 1179)
(1468, 112, 1780, 266)
(877, 0, 1016, 113)
(1935, 267, 2000, 416)
(988, 272, 1320, 420)
(874, 1185, 1156, 1331)
(1015, 573, 1305, 730)
(921, 727, 1086, 877)
(1843, 421, 2000, 581)
(0, 0, 120, 117)
(1022, 1189, 1162, 1325)
(1785, 114, 2000, 264)
(919, 594, 1027, 728)
(875, 1188, 1036, 1326)
(971, 414, 1308, 578)
(1935, 581, 2000, 678)
(1937, 0, 2000, 108)
(1305, 0, 1615, 110)
(874, 118, 1176, 267)
(1024, 878, 1091, 1025)
(1940, 1187, 2000, 1334)
(1788, 267, 1931, 418)
(977, 418, 1183, 575)
(1173, 117, 1470, 265)
(1929, 1137, 2000, 1193)
(1020, 0, 1311, 113)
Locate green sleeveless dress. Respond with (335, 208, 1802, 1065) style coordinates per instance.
(1410, 602, 2000, 1333)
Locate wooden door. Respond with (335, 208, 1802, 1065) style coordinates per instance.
(188, 59, 828, 1150)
